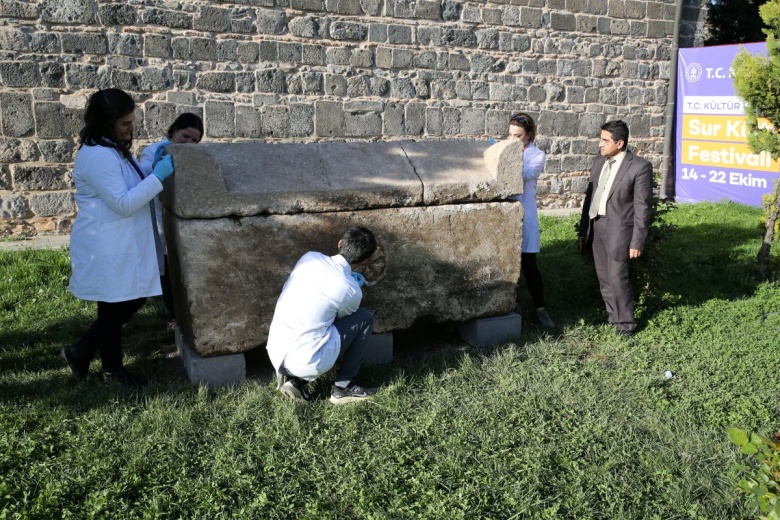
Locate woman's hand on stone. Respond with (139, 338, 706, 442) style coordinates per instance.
(152, 155, 174, 182)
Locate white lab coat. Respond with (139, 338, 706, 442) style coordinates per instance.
(140, 139, 168, 246)
(69, 144, 164, 302)
(509, 142, 547, 254)
(266, 252, 362, 382)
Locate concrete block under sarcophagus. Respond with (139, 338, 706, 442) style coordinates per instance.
(161, 139, 525, 382)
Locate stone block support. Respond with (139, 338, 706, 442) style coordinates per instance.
(176, 327, 246, 386)
(458, 312, 522, 347)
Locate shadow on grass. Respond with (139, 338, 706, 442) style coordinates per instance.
(517, 213, 764, 330)
(0, 298, 194, 409)
(0, 205, 767, 409)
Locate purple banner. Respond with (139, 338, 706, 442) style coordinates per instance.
(675, 43, 778, 207)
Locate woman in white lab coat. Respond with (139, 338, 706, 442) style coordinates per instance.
(139, 112, 203, 331)
(507, 112, 555, 329)
(63, 88, 174, 388)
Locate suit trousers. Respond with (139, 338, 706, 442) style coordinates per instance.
(333, 307, 374, 387)
(592, 218, 636, 332)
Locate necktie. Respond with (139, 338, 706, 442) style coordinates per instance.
(589, 158, 614, 220)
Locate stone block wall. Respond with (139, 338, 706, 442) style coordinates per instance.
(0, 0, 707, 236)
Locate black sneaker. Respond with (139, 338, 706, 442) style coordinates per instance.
(329, 383, 377, 405)
(279, 377, 313, 402)
(103, 369, 147, 389)
(62, 344, 89, 380)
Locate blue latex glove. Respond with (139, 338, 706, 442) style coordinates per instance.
(351, 272, 366, 287)
(153, 144, 167, 168)
(152, 155, 174, 182)
(489, 138, 497, 144)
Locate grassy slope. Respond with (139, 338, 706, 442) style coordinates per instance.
(1, 202, 778, 519)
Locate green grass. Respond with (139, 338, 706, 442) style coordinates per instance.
(1, 202, 779, 519)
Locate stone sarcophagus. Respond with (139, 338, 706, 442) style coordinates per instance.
(162, 139, 524, 384)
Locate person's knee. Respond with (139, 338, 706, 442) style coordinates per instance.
(355, 307, 374, 332)
(354, 307, 373, 321)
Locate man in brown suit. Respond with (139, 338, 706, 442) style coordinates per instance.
(578, 120, 653, 336)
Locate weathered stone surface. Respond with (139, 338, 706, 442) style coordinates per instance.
(166, 202, 522, 356)
(0, 0, 37, 19)
(165, 141, 421, 218)
(11, 165, 70, 190)
(39, 0, 95, 24)
(0, 193, 28, 218)
(405, 138, 523, 205)
(0, 61, 38, 87)
(98, 3, 137, 25)
(0, 138, 38, 162)
(289, 16, 319, 37)
(29, 191, 75, 216)
(256, 8, 286, 34)
(38, 140, 72, 163)
(61, 33, 107, 54)
(0, 93, 33, 137)
(142, 8, 192, 29)
(164, 140, 523, 218)
(34, 102, 65, 138)
(194, 6, 230, 32)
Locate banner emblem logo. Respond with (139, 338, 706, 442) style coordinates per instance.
(685, 63, 703, 82)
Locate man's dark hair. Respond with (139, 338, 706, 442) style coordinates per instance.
(601, 120, 629, 151)
(167, 112, 204, 141)
(339, 226, 376, 264)
(79, 88, 136, 159)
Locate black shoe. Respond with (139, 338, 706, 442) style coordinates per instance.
(329, 383, 377, 405)
(62, 344, 89, 379)
(279, 377, 313, 402)
(103, 368, 147, 389)
(536, 309, 555, 329)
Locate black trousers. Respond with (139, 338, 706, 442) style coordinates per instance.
(77, 298, 147, 373)
(160, 256, 175, 321)
(521, 252, 546, 309)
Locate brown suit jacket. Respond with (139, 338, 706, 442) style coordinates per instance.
(579, 150, 654, 261)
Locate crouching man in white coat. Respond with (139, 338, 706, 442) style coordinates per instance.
(63, 88, 174, 389)
(266, 226, 378, 404)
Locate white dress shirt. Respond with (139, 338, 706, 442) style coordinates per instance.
(266, 252, 362, 381)
(597, 150, 626, 217)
